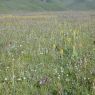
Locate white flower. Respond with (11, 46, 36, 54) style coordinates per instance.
(20, 45, 22, 47)
(66, 78, 70, 82)
(54, 68, 58, 73)
(5, 78, 8, 81)
(17, 78, 22, 81)
(6, 66, 10, 69)
(34, 69, 37, 72)
(66, 74, 69, 77)
(61, 70, 64, 73)
(21, 51, 24, 54)
(58, 74, 61, 79)
(84, 77, 86, 80)
(23, 77, 26, 80)
(61, 67, 64, 73)
(40, 52, 44, 55)
(58, 76, 60, 79)
(13, 75, 15, 79)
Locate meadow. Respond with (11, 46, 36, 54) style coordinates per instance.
(0, 12, 95, 95)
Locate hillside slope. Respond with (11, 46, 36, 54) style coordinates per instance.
(0, 0, 95, 13)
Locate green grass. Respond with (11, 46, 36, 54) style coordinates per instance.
(0, 12, 95, 95)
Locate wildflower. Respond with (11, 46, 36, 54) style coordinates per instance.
(88, 78, 90, 80)
(58, 76, 60, 80)
(64, 32, 68, 36)
(60, 49, 63, 55)
(61, 67, 64, 73)
(66, 78, 70, 82)
(34, 69, 37, 72)
(53, 44, 56, 49)
(39, 79, 46, 85)
(54, 68, 58, 73)
(21, 51, 24, 54)
(23, 77, 26, 80)
(84, 77, 86, 80)
(17, 78, 22, 81)
(4, 78, 8, 81)
(20, 44, 22, 47)
(13, 75, 15, 79)
(6, 66, 10, 69)
(35, 77, 49, 88)
(66, 74, 68, 77)
(40, 52, 44, 55)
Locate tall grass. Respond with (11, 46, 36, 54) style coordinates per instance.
(0, 12, 95, 95)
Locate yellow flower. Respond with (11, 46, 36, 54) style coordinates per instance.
(53, 44, 56, 49)
(60, 49, 63, 55)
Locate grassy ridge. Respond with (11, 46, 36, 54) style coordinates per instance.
(0, 0, 95, 13)
(0, 12, 95, 95)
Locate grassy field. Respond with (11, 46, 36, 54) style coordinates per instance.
(0, 12, 95, 95)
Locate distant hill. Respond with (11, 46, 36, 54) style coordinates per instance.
(0, 0, 95, 13)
